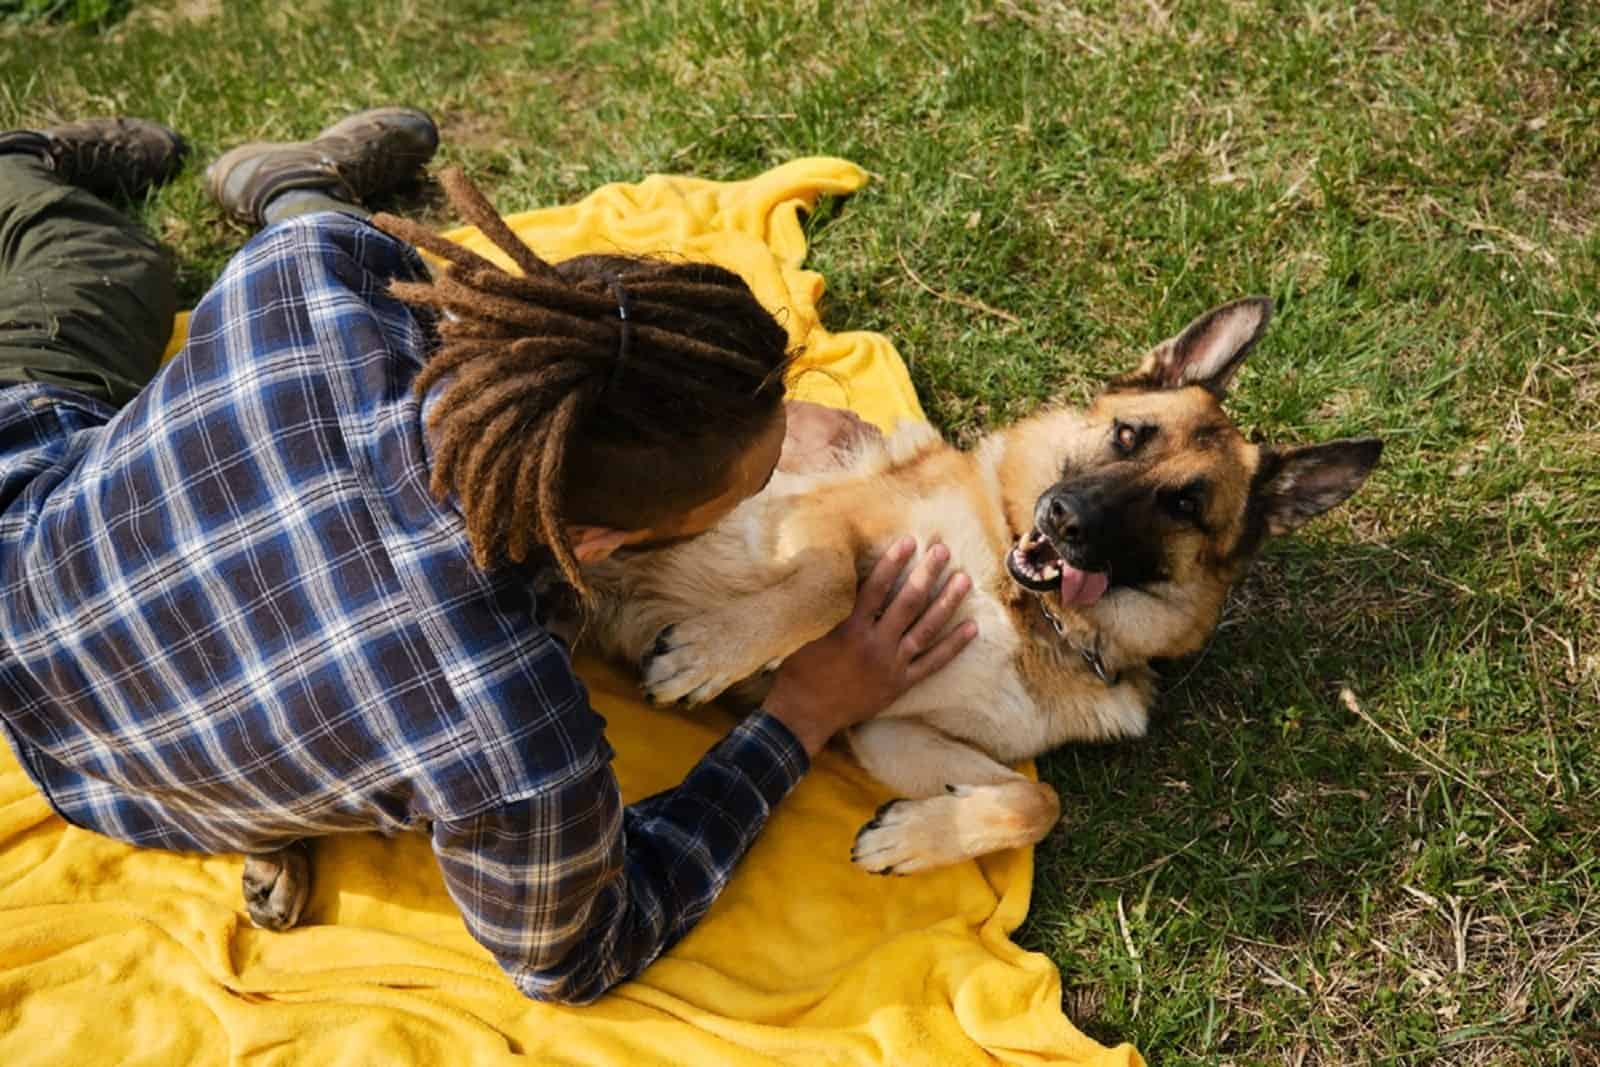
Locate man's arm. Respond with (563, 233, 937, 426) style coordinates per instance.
(434, 539, 976, 1004)
(431, 710, 806, 1005)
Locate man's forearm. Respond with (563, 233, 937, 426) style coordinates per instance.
(432, 711, 808, 1004)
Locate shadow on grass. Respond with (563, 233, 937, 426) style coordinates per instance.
(1016, 516, 1503, 1020)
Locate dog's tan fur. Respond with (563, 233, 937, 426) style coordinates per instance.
(582, 298, 1381, 874)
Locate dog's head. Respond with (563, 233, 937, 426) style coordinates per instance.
(998, 297, 1381, 664)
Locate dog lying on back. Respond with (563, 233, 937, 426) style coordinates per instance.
(582, 298, 1380, 874)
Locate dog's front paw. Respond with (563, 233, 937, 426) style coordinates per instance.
(640, 621, 743, 707)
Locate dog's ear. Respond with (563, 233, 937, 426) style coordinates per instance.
(1119, 297, 1273, 396)
(1256, 437, 1383, 536)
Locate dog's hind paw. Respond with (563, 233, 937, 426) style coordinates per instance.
(850, 795, 957, 875)
(640, 620, 742, 707)
(850, 780, 1062, 875)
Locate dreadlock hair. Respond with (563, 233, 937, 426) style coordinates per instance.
(372, 167, 792, 594)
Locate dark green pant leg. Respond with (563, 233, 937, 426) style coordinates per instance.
(0, 154, 176, 408)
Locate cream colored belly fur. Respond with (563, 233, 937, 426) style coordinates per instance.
(584, 422, 1154, 874)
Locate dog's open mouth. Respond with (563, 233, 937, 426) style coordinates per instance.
(1006, 529, 1111, 607)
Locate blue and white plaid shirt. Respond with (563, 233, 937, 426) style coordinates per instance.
(0, 212, 807, 1003)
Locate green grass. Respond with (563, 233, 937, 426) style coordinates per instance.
(0, 0, 129, 30)
(4, 0, 1598, 1061)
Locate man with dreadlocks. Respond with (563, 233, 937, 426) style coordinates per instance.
(0, 109, 977, 1003)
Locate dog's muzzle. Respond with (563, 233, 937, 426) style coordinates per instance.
(1006, 487, 1111, 607)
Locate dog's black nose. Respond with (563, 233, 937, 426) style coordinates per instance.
(1038, 490, 1090, 544)
(1045, 495, 1080, 541)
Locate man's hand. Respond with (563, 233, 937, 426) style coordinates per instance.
(778, 401, 883, 474)
(763, 537, 977, 757)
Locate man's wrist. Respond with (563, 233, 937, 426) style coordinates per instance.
(760, 687, 834, 758)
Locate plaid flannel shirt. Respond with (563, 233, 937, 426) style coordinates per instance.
(0, 212, 807, 1003)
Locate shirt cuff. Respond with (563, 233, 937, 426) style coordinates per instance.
(712, 710, 810, 810)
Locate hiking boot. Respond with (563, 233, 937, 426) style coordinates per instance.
(0, 117, 188, 199)
(205, 106, 439, 226)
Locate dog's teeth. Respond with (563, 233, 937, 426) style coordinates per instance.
(1041, 563, 1060, 580)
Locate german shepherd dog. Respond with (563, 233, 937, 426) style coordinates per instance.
(582, 298, 1381, 874)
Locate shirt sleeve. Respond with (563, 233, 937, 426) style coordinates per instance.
(430, 710, 808, 1004)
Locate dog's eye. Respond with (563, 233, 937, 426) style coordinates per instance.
(1113, 421, 1141, 455)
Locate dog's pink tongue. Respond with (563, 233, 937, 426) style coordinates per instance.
(1059, 565, 1110, 607)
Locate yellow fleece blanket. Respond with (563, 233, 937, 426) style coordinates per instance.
(0, 158, 1142, 1067)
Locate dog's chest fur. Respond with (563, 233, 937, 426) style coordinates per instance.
(748, 423, 1155, 759)
(582, 420, 1158, 767)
